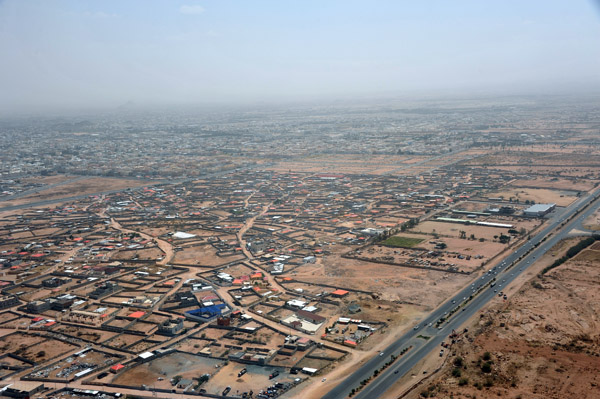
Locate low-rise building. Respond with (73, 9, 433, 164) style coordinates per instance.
(0, 295, 19, 310)
(523, 203, 556, 217)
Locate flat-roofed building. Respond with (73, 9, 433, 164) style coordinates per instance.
(523, 203, 556, 217)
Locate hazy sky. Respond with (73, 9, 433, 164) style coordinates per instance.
(1, 0, 600, 112)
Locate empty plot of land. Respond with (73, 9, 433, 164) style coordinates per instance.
(203, 363, 291, 397)
(511, 177, 596, 192)
(18, 338, 79, 364)
(381, 236, 424, 248)
(172, 245, 245, 266)
(485, 187, 578, 206)
(0, 177, 152, 207)
(267, 154, 426, 175)
(112, 352, 223, 389)
(412, 220, 512, 241)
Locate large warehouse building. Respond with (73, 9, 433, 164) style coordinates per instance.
(523, 203, 556, 217)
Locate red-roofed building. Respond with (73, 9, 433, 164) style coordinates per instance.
(331, 289, 349, 298)
(250, 272, 262, 280)
(127, 311, 146, 319)
(110, 364, 125, 373)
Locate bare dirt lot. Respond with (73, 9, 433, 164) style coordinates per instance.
(582, 207, 600, 231)
(112, 352, 224, 389)
(266, 154, 427, 175)
(485, 187, 578, 207)
(511, 177, 597, 192)
(412, 220, 518, 242)
(0, 177, 151, 207)
(172, 245, 245, 266)
(292, 247, 472, 311)
(358, 237, 506, 274)
(202, 363, 292, 397)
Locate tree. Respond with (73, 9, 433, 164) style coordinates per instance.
(459, 230, 467, 239)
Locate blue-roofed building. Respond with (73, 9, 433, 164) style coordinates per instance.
(185, 303, 230, 322)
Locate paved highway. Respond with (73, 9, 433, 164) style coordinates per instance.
(323, 187, 600, 399)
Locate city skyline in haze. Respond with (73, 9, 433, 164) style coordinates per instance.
(1, 0, 600, 114)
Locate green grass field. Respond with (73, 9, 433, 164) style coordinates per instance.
(381, 236, 424, 248)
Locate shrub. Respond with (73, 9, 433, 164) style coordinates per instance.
(482, 352, 492, 361)
(481, 362, 492, 373)
(540, 236, 598, 275)
(452, 368, 462, 377)
(453, 357, 464, 367)
(458, 378, 469, 386)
